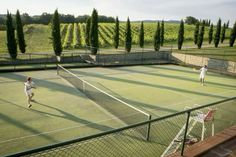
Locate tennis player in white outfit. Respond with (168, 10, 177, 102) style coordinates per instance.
(24, 77, 36, 108)
(199, 65, 208, 86)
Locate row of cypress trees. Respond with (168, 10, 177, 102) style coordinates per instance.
(84, 15, 165, 53)
(112, 19, 165, 52)
(192, 19, 236, 49)
(6, 8, 236, 58)
(51, 8, 99, 56)
(6, 10, 26, 59)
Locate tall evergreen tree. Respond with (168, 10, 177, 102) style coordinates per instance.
(214, 18, 221, 48)
(194, 22, 200, 45)
(160, 20, 164, 46)
(197, 22, 205, 49)
(90, 9, 99, 54)
(139, 21, 144, 48)
(113, 16, 119, 49)
(178, 20, 184, 50)
(226, 20, 229, 28)
(208, 24, 213, 44)
(16, 10, 26, 53)
(85, 17, 91, 48)
(154, 22, 161, 51)
(6, 11, 17, 59)
(125, 17, 132, 52)
(51, 9, 62, 56)
(229, 21, 236, 47)
(221, 23, 226, 43)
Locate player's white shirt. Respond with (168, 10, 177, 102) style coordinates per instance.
(200, 67, 207, 78)
(24, 81, 35, 96)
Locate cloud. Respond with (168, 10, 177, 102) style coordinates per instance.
(0, 0, 235, 25)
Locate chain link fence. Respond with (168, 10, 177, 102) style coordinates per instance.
(172, 53, 236, 76)
(0, 50, 172, 71)
(4, 97, 236, 157)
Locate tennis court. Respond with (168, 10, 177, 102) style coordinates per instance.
(70, 64, 236, 117)
(0, 70, 124, 156)
(1, 64, 236, 156)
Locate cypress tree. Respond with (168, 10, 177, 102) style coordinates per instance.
(226, 20, 229, 28)
(16, 10, 26, 53)
(160, 20, 164, 46)
(197, 22, 205, 49)
(214, 18, 221, 48)
(125, 17, 132, 52)
(90, 9, 99, 54)
(154, 22, 161, 51)
(51, 9, 62, 56)
(194, 22, 200, 45)
(229, 21, 236, 47)
(6, 11, 17, 59)
(221, 23, 226, 43)
(113, 16, 119, 49)
(139, 21, 144, 48)
(85, 17, 91, 48)
(208, 24, 213, 44)
(178, 20, 184, 50)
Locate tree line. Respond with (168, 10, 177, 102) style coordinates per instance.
(5, 9, 236, 59)
(185, 16, 230, 28)
(0, 13, 115, 25)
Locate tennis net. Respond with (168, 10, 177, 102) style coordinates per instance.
(57, 64, 151, 140)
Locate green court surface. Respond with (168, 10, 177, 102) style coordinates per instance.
(0, 70, 124, 156)
(70, 64, 236, 117)
(0, 64, 236, 156)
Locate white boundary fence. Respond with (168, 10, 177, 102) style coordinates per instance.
(171, 53, 236, 75)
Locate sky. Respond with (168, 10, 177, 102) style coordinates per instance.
(0, 0, 235, 25)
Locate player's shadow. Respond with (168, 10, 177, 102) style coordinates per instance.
(0, 99, 57, 143)
(31, 100, 115, 132)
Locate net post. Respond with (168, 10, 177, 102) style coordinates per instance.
(181, 111, 191, 156)
(56, 64, 59, 75)
(146, 115, 152, 141)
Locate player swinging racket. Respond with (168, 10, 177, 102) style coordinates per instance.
(24, 77, 36, 108)
(199, 65, 208, 86)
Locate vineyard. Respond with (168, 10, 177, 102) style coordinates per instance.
(61, 22, 232, 49)
(0, 22, 232, 53)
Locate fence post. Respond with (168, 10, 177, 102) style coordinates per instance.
(141, 48, 144, 64)
(146, 115, 152, 141)
(184, 53, 187, 65)
(56, 64, 59, 75)
(181, 111, 191, 156)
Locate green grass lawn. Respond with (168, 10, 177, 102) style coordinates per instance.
(0, 25, 53, 54)
(1, 64, 236, 156)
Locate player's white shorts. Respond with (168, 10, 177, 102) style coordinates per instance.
(200, 74, 205, 79)
(25, 90, 32, 97)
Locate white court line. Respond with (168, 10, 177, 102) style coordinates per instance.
(138, 89, 236, 114)
(0, 76, 152, 144)
(1, 90, 235, 144)
(0, 110, 143, 144)
(113, 73, 236, 114)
